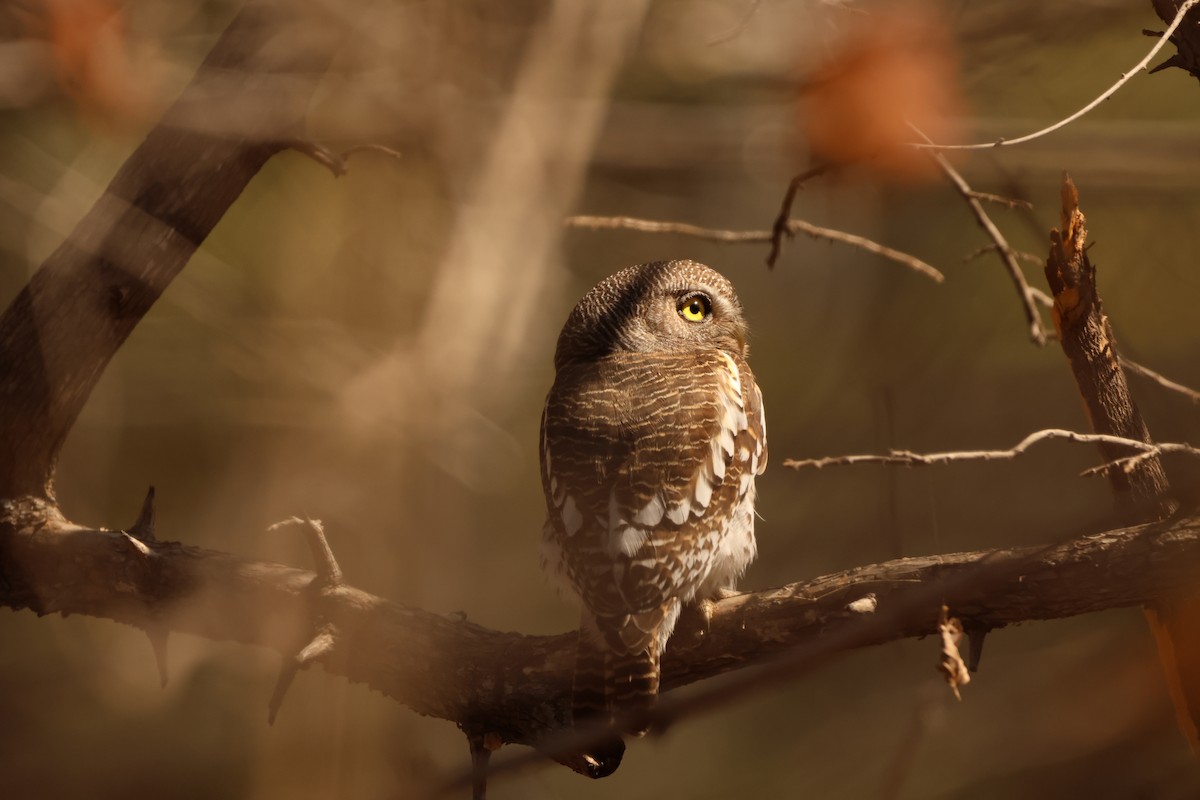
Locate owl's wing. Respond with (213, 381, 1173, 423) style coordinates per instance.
(542, 350, 765, 623)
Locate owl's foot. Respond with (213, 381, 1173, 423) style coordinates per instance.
(677, 589, 738, 642)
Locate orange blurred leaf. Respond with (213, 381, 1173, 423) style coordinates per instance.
(40, 0, 145, 122)
(801, 3, 965, 181)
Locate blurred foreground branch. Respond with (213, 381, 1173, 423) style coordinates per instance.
(0, 0, 341, 500)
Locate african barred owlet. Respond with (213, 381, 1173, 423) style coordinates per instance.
(541, 260, 767, 748)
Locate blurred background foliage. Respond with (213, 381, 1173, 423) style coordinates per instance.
(2, 0, 1200, 797)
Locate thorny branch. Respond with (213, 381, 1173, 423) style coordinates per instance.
(1121, 356, 1200, 404)
(5, 496, 1200, 793)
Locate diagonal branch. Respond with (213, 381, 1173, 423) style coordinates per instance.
(0, 0, 341, 501)
(906, 0, 1200, 151)
(1121, 355, 1200, 404)
(909, 123, 1048, 345)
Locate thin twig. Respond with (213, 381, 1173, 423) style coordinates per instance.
(1120, 356, 1200, 404)
(907, 0, 1200, 151)
(783, 428, 1200, 475)
(963, 245, 1043, 267)
(910, 123, 1047, 344)
(567, 215, 771, 243)
(290, 141, 403, 178)
(565, 215, 944, 282)
(966, 191, 1034, 211)
(767, 163, 831, 267)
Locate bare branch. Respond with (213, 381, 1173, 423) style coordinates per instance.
(566, 215, 773, 243)
(453, 511, 1200, 789)
(1121, 355, 1200, 404)
(767, 164, 831, 267)
(7, 497, 1200, 788)
(290, 141, 405, 178)
(782, 428, 1200, 472)
(910, 123, 1047, 344)
(966, 191, 1034, 211)
(963, 245, 1044, 267)
(564, 215, 944, 282)
(907, 0, 1200, 151)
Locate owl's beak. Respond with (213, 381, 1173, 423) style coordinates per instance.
(733, 325, 748, 353)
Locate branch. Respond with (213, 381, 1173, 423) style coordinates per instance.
(564, 214, 944, 282)
(1121, 355, 1200, 404)
(0, 0, 340, 501)
(906, 0, 1200, 150)
(1045, 175, 1177, 521)
(782, 428, 1200, 473)
(909, 123, 1047, 345)
(766, 163, 831, 267)
(5, 496, 1200, 787)
(1149, 0, 1200, 80)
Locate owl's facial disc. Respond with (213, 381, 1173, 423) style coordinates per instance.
(644, 285, 746, 354)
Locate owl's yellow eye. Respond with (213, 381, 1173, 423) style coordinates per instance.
(678, 293, 712, 322)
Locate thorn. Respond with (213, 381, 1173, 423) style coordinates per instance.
(296, 627, 336, 666)
(268, 626, 337, 724)
(145, 627, 169, 687)
(1142, 28, 1166, 38)
(288, 140, 348, 177)
(267, 516, 342, 587)
(121, 531, 154, 557)
(966, 627, 988, 673)
(1149, 55, 1185, 75)
(126, 486, 156, 542)
(467, 731, 491, 800)
(267, 660, 299, 725)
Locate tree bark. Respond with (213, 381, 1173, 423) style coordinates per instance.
(4, 494, 1199, 753)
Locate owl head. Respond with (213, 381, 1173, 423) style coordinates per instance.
(554, 260, 750, 369)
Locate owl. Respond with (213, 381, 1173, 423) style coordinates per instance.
(540, 260, 767, 756)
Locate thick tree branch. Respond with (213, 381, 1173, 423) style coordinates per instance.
(5, 495, 1200, 770)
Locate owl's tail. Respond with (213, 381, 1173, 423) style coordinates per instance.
(574, 607, 673, 735)
(569, 613, 627, 779)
